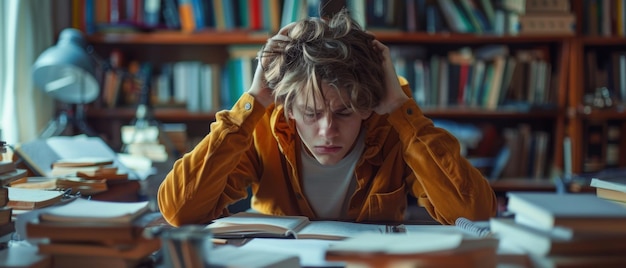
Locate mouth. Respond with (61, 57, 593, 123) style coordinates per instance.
(314, 145, 342, 154)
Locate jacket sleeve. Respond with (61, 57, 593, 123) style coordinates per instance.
(157, 93, 266, 227)
(387, 99, 498, 225)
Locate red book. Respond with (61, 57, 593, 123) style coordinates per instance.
(458, 63, 470, 105)
(249, 0, 262, 30)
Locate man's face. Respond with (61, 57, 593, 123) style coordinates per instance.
(289, 83, 371, 166)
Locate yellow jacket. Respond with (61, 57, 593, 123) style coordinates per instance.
(158, 82, 498, 227)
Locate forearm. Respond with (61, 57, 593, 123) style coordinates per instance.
(389, 100, 497, 224)
(157, 94, 266, 226)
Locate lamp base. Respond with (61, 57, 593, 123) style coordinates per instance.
(39, 108, 97, 139)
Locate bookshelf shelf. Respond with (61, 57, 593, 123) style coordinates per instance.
(580, 37, 626, 46)
(87, 30, 271, 45)
(86, 108, 217, 121)
(372, 32, 574, 44)
(86, 31, 576, 45)
(575, 108, 626, 120)
(420, 108, 560, 119)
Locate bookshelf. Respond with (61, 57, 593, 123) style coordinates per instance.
(56, 0, 589, 181)
(567, 1, 626, 174)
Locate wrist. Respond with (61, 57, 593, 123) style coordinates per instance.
(378, 94, 410, 114)
(248, 90, 273, 108)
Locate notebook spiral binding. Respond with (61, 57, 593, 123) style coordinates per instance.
(455, 217, 493, 238)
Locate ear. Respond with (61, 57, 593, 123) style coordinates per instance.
(360, 110, 373, 120)
(288, 109, 296, 120)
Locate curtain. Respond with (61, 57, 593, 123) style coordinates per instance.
(0, 0, 54, 145)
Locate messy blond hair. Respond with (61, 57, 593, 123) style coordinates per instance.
(260, 9, 385, 117)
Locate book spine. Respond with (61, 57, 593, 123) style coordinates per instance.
(178, 0, 196, 33)
(7, 200, 36, 210)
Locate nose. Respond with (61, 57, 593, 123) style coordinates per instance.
(318, 113, 338, 138)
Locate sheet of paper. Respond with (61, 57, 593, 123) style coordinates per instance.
(298, 220, 385, 238)
(240, 238, 343, 267)
(327, 232, 464, 254)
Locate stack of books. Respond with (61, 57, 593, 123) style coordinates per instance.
(25, 198, 161, 268)
(51, 157, 128, 180)
(491, 192, 626, 267)
(590, 177, 626, 206)
(0, 144, 29, 246)
(0, 140, 63, 218)
(9, 176, 108, 196)
(45, 157, 130, 197)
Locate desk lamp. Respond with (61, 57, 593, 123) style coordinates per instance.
(32, 28, 99, 138)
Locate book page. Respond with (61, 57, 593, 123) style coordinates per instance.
(39, 198, 149, 223)
(591, 178, 626, 193)
(16, 136, 136, 179)
(207, 212, 310, 237)
(327, 232, 464, 254)
(7, 187, 64, 203)
(296, 221, 385, 239)
(239, 239, 339, 267)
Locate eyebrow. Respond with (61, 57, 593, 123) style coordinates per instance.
(298, 104, 351, 113)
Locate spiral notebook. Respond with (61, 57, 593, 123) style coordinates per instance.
(454, 217, 493, 238)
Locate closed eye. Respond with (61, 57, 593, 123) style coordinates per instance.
(334, 108, 353, 117)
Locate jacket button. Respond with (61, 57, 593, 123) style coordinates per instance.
(406, 108, 413, 115)
(244, 102, 252, 110)
(295, 193, 303, 199)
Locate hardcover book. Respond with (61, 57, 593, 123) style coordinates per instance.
(490, 218, 626, 256)
(38, 198, 150, 224)
(26, 212, 161, 245)
(0, 160, 15, 174)
(506, 192, 626, 234)
(6, 187, 65, 210)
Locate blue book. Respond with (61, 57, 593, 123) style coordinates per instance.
(191, 0, 206, 30)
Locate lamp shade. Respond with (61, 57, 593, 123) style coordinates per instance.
(32, 28, 99, 104)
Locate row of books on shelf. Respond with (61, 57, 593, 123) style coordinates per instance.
(75, 0, 314, 34)
(585, 50, 626, 106)
(467, 123, 550, 181)
(584, 121, 623, 173)
(98, 45, 259, 112)
(391, 44, 555, 110)
(432, 0, 573, 35)
(74, 0, 574, 36)
(581, 0, 626, 37)
(97, 44, 557, 112)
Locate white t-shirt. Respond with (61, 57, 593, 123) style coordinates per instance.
(300, 132, 364, 219)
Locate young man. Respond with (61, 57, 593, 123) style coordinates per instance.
(158, 10, 497, 227)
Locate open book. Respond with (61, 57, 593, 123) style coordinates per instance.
(206, 212, 395, 240)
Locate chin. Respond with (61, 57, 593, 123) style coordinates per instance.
(315, 157, 342, 166)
